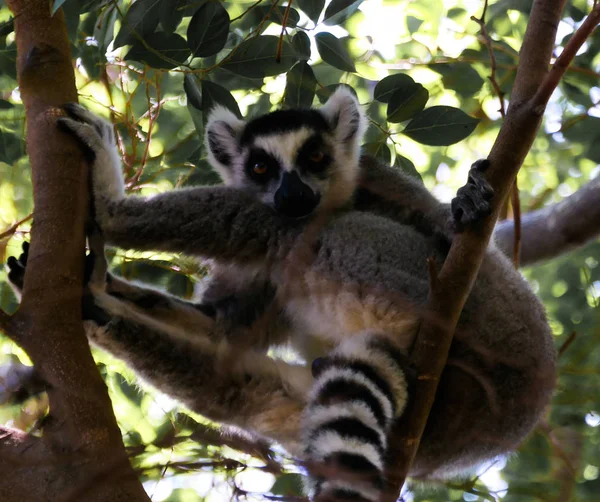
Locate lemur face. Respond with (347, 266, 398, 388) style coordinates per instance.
(205, 87, 367, 218)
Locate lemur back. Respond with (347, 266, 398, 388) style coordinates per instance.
(7, 89, 556, 501)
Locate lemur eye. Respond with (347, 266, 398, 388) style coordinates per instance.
(253, 162, 268, 174)
(310, 151, 325, 163)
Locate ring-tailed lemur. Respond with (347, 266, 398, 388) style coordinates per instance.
(8, 88, 556, 501)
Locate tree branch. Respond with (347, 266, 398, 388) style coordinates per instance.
(2, 1, 149, 500)
(383, 0, 591, 497)
(495, 174, 600, 266)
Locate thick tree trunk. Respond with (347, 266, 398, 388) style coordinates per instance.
(0, 2, 149, 500)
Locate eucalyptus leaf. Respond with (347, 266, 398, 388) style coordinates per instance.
(161, 0, 200, 33)
(200, 80, 242, 118)
(114, 0, 162, 49)
(284, 62, 317, 108)
(51, 0, 68, 15)
(387, 83, 428, 123)
(433, 64, 484, 99)
(292, 31, 311, 60)
(402, 106, 479, 146)
(221, 36, 296, 78)
(270, 473, 304, 497)
(296, 0, 325, 24)
(124, 33, 190, 69)
(315, 33, 355, 72)
(363, 141, 391, 164)
(323, 0, 364, 26)
(316, 83, 357, 103)
(187, 2, 230, 57)
(394, 155, 423, 183)
(374, 73, 417, 103)
(183, 74, 203, 110)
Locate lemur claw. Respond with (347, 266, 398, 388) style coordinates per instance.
(6, 241, 29, 291)
(451, 159, 494, 231)
(7, 240, 109, 325)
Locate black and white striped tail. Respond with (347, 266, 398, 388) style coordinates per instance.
(302, 334, 409, 501)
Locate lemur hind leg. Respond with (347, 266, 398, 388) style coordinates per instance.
(302, 334, 412, 502)
(85, 291, 311, 452)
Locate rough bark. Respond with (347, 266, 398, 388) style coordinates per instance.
(0, 2, 149, 501)
(383, 0, 600, 498)
(495, 175, 600, 266)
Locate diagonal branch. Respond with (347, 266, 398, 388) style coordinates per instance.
(382, 0, 600, 497)
(495, 174, 600, 266)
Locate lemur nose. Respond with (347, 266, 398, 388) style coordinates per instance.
(274, 171, 320, 218)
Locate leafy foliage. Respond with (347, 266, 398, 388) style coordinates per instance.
(2, 0, 600, 500)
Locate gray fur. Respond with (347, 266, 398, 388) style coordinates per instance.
(48, 92, 556, 498)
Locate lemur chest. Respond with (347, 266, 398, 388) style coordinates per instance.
(279, 270, 418, 351)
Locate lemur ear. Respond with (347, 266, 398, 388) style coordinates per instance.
(205, 107, 245, 183)
(319, 86, 367, 151)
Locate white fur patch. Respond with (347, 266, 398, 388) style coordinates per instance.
(319, 479, 380, 502)
(303, 402, 387, 448)
(310, 366, 394, 423)
(333, 336, 409, 417)
(306, 429, 384, 471)
(205, 106, 245, 183)
(253, 128, 314, 170)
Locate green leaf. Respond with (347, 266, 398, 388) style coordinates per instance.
(271, 473, 304, 496)
(51, 0, 68, 15)
(284, 62, 317, 108)
(374, 73, 416, 103)
(394, 155, 422, 183)
(255, 6, 301, 27)
(200, 80, 242, 118)
(221, 36, 296, 78)
(0, 99, 13, 109)
(94, 6, 118, 53)
(187, 2, 230, 57)
(433, 65, 484, 99)
(0, 129, 24, 164)
(114, 0, 162, 49)
(161, 0, 200, 33)
(387, 83, 428, 123)
(315, 33, 355, 72)
(238, 6, 300, 31)
(316, 83, 357, 103)
(183, 74, 203, 110)
(402, 106, 479, 146)
(124, 33, 190, 69)
(363, 142, 391, 164)
(292, 32, 311, 60)
(297, 0, 325, 24)
(323, 0, 363, 26)
(406, 15, 423, 34)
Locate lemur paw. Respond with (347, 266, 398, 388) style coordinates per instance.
(57, 104, 125, 208)
(56, 103, 116, 162)
(451, 159, 494, 231)
(6, 241, 29, 292)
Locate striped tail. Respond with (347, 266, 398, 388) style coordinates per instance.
(302, 334, 409, 501)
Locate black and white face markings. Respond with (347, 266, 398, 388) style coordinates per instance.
(205, 86, 368, 218)
(238, 110, 335, 218)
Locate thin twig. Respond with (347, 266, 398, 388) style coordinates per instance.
(276, 0, 293, 63)
(533, 4, 600, 108)
(558, 331, 577, 358)
(0, 213, 33, 240)
(471, 0, 506, 117)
